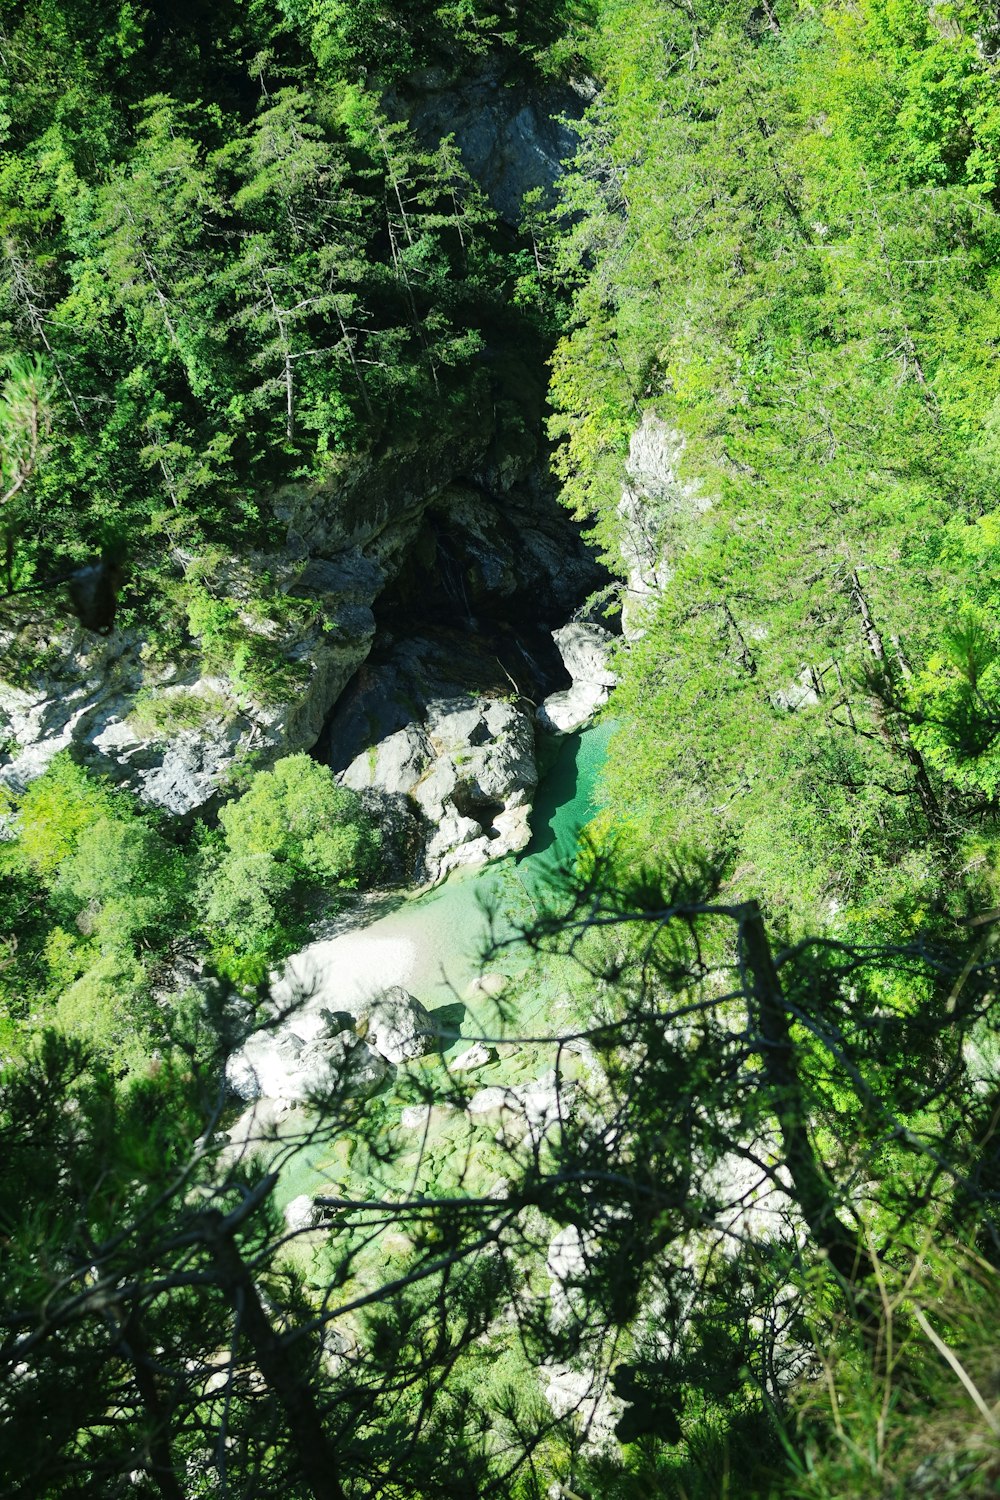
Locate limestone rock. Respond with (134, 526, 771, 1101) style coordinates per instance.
(467, 1086, 510, 1117)
(552, 623, 617, 690)
(618, 411, 711, 641)
(341, 693, 538, 881)
(342, 723, 431, 798)
(465, 971, 510, 998)
(400, 1102, 456, 1129)
(0, 552, 376, 814)
(284, 1194, 320, 1233)
(389, 66, 589, 226)
(227, 1021, 390, 1105)
(538, 622, 617, 735)
(360, 986, 436, 1064)
(450, 1041, 497, 1072)
(537, 682, 608, 736)
(540, 1363, 622, 1453)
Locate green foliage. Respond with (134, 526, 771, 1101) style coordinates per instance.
(16, 751, 118, 876)
(287, 0, 596, 79)
(0, 2, 548, 645)
(202, 753, 380, 980)
(549, 0, 1000, 928)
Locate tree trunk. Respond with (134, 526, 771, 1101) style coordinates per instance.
(119, 1305, 186, 1500)
(737, 900, 872, 1286)
(849, 570, 942, 832)
(206, 1221, 346, 1500)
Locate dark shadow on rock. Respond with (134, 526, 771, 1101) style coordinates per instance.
(428, 1000, 467, 1051)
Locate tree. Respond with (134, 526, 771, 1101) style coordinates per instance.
(2, 855, 996, 1498)
(0, 352, 55, 588)
(201, 755, 380, 982)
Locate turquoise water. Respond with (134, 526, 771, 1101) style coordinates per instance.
(362, 717, 615, 1008)
(274, 720, 613, 1211)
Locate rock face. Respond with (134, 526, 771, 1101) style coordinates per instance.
(0, 460, 602, 822)
(617, 411, 711, 641)
(341, 694, 538, 880)
(389, 66, 591, 226)
(538, 622, 617, 734)
(0, 552, 377, 811)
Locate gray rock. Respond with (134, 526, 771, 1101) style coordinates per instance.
(341, 723, 431, 797)
(540, 1363, 623, 1454)
(360, 986, 436, 1064)
(771, 669, 821, 714)
(399, 1102, 456, 1130)
(617, 411, 711, 641)
(467, 1086, 511, 1116)
(0, 551, 377, 814)
(538, 623, 617, 734)
(340, 693, 538, 881)
(227, 1022, 390, 1105)
(450, 1041, 498, 1072)
(552, 623, 617, 690)
(537, 682, 609, 736)
(227, 1031, 305, 1102)
(389, 67, 590, 225)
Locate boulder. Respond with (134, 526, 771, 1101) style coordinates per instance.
(341, 723, 431, 798)
(551, 623, 617, 690)
(538, 623, 617, 735)
(284, 1194, 320, 1233)
(292, 1030, 390, 1101)
(360, 986, 436, 1064)
(450, 1041, 497, 1072)
(227, 1021, 390, 1105)
(537, 682, 608, 736)
(467, 1086, 511, 1117)
(340, 693, 538, 881)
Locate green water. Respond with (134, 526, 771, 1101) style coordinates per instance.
(275, 720, 613, 1212)
(380, 717, 614, 1006)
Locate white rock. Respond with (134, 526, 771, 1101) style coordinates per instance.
(340, 723, 430, 796)
(465, 972, 510, 998)
(538, 623, 617, 734)
(537, 682, 609, 735)
(552, 623, 617, 689)
(340, 692, 538, 881)
(450, 1041, 497, 1072)
(399, 1102, 456, 1129)
(400, 1104, 435, 1130)
(284, 1194, 320, 1233)
(227, 1024, 389, 1105)
(467, 1086, 511, 1116)
(540, 1363, 622, 1452)
(618, 411, 711, 641)
(360, 986, 436, 1064)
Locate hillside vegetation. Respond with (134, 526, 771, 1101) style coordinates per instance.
(1, 2, 999, 1498)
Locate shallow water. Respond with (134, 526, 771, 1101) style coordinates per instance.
(372, 716, 614, 1005)
(269, 720, 613, 1211)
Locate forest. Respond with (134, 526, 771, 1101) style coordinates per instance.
(1, 0, 999, 1497)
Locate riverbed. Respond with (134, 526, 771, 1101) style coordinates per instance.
(267, 719, 613, 1214)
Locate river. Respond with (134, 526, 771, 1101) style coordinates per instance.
(270, 720, 613, 1214)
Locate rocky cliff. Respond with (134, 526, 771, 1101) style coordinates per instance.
(0, 68, 609, 879)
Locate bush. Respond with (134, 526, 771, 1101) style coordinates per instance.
(201, 753, 380, 979)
